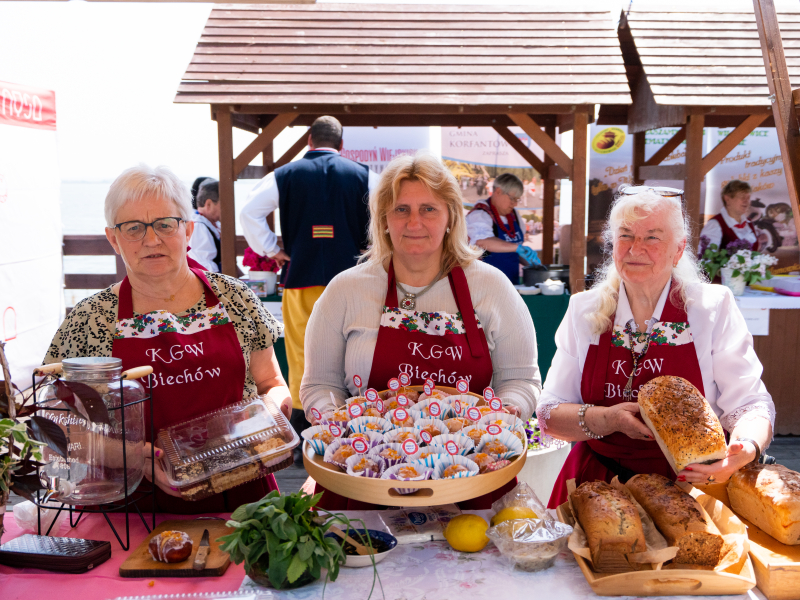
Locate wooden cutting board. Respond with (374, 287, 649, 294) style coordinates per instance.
(119, 519, 232, 578)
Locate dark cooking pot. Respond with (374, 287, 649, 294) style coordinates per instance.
(523, 265, 570, 290)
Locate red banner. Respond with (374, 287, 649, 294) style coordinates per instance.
(0, 81, 56, 131)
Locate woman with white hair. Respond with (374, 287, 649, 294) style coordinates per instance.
(44, 165, 290, 513)
(301, 153, 540, 509)
(539, 186, 774, 508)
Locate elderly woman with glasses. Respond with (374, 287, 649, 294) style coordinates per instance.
(538, 187, 774, 508)
(43, 165, 290, 513)
(466, 172, 540, 284)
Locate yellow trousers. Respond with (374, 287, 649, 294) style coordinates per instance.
(282, 286, 326, 409)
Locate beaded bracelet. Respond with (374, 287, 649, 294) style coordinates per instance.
(578, 403, 605, 439)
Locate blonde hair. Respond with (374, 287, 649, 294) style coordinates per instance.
(360, 152, 483, 273)
(586, 190, 707, 335)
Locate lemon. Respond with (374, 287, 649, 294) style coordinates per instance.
(444, 514, 490, 552)
(490, 506, 538, 526)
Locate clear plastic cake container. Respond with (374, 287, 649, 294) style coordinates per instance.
(157, 395, 299, 501)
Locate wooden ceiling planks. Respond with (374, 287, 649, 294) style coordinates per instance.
(175, 3, 631, 109)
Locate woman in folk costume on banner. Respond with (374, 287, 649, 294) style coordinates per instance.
(301, 153, 540, 510)
(465, 173, 541, 284)
(699, 180, 761, 252)
(538, 186, 774, 509)
(44, 165, 290, 513)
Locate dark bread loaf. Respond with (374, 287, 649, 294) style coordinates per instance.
(626, 473, 724, 566)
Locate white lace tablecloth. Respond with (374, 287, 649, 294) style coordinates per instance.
(238, 510, 767, 600)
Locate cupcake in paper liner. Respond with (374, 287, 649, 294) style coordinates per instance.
(478, 412, 525, 433)
(417, 388, 450, 403)
(476, 429, 524, 460)
(468, 451, 500, 474)
(442, 394, 473, 416)
(429, 432, 475, 456)
(385, 407, 421, 428)
(443, 416, 469, 433)
(324, 438, 360, 470)
(348, 416, 393, 435)
(345, 430, 384, 449)
(383, 427, 421, 445)
(320, 408, 350, 427)
(414, 417, 449, 445)
(382, 463, 433, 495)
(406, 448, 448, 468)
(432, 454, 480, 480)
(462, 424, 489, 446)
(345, 454, 386, 479)
(369, 443, 407, 468)
(301, 424, 345, 456)
(415, 397, 456, 420)
(380, 389, 420, 403)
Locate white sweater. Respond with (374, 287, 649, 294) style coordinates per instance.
(300, 259, 541, 421)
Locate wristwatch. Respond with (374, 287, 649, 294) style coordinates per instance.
(734, 437, 761, 466)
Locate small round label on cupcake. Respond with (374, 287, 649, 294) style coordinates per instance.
(310, 407, 322, 421)
(425, 378, 435, 389)
(365, 388, 378, 402)
(466, 407, 481, 421)
(395, 408, 409, 421)
(348, 403, 364, 418)
(397, 394, 410, 407)
(453, 399, 462, 414)
(487, 424, 502, 436)
(445, 440, 459, 455)
(376, 399, 385, 413)
(353, 374, 363, 388)
(402, 438, 419, 455)
(483, 387, 495, 401)
(388, 378, 400, 391)
(399, 372, 411, 386)
(328, 423, 343, 437)
(351, 437, 369, 454)
(420, 430, 432, 443)
(456, 379, 469, 394)
(489, 398, 502, 412)
(423, 383, 432, 396)
(428, 401, 442, 417)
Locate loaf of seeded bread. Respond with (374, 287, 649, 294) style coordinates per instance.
(626, 473, 724, 566)
(571, 480, 647, 572)
(728, 464, 800, 545)
(638, 376, 727, 473)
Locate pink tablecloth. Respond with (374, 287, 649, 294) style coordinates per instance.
(0, 510, 246, 600)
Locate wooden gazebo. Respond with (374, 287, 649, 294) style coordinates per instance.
(175, 3, 631, 288)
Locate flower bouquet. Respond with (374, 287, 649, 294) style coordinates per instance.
(243, 247, 280, 273)
(699, 237, 777, 295)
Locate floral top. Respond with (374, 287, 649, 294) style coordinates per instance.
(380, 307, 483, 336)
(610, 320, 693, 352)
(44, 272, 282, 400)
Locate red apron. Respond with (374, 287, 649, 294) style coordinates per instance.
(112, 268, 277, 514)
(315, 261, 515, 510)
(548, 286, 705, 508)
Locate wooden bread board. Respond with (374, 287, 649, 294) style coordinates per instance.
(304, 441, 525, 507)
(556, 500, 756, 596)
(119, 519, 231, 578)
(698, 482, 800, 600)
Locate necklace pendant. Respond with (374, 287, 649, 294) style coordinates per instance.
(623, 374, 635, 402)
(400, 294, 416, 310)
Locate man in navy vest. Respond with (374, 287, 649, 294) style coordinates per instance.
(241, 116, 378, 446)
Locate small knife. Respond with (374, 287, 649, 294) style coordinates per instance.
(193, 529, 210, 571)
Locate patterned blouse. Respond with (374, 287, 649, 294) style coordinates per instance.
(44, 272, 283, 399)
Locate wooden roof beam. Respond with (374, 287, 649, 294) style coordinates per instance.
(491, 125, 546, 175)
(643, 126, 686, 167)
(231, 104, 584, 115)
(700, 113, 770, 176)
(233, 112, 298, 178)
(274, 128, 311, 169)
(507, 113, 573, 175)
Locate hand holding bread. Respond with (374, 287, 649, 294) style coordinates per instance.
(595, 402, 654, 441)
(677, 441, 758, 485)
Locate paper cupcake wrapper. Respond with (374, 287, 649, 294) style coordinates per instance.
(301, 424, 344, 456)
(345, 454, 386, 478)
(323, 438, 360, 470)
(418, 390, 450, 403)
(414, 418, 449, 445)
(442, 417, 469, 434)
(406, 450, 449, 468)
(476, 429, 524, 461)
(461, 424, 489, 448)
(429, 432, 475, 456)
(385, 407, 422, 428)
(383, 427, 422, 445)
(382, 463, 433, 494)
(346, 430, 385, 448)
(348, 416, 393, 435)
(345, 396, 368, 406)
(454, 395, 482, 416)
(369, 443, 407, 468)
(478, 412, 525, 433)
(415, 398, 456, 420)
(432, 454, 480, 480)
(320, 410, 350, 426)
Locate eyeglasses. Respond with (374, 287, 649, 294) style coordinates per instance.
(617, 185, 684, 202)
(504, 191, 522, 203)
(114, 217, 185, 242)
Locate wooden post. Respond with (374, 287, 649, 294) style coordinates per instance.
(542, 124, 556, 265)
(216, 105, 237, 276)
(632, 131, 646, 185)
(570, 111, 589, 292)
(263, 143, 275, 233)
(684, 114, 705, 250)
(753, 0, 800, 239)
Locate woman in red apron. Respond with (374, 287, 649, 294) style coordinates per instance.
(44, 165, 291, 514)
(539, 187, 774, 509)
(300, 154, 540, 510)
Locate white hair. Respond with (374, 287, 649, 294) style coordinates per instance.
(104, 164, 193, 228)
(586, 190, 708, 335)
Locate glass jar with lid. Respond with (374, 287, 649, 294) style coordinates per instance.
(36, 357, 147, 504)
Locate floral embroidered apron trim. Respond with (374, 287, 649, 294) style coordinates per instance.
(114, 304, 232, 339)
(610, 321, 692, 351)
(380, 306, 483, 336)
